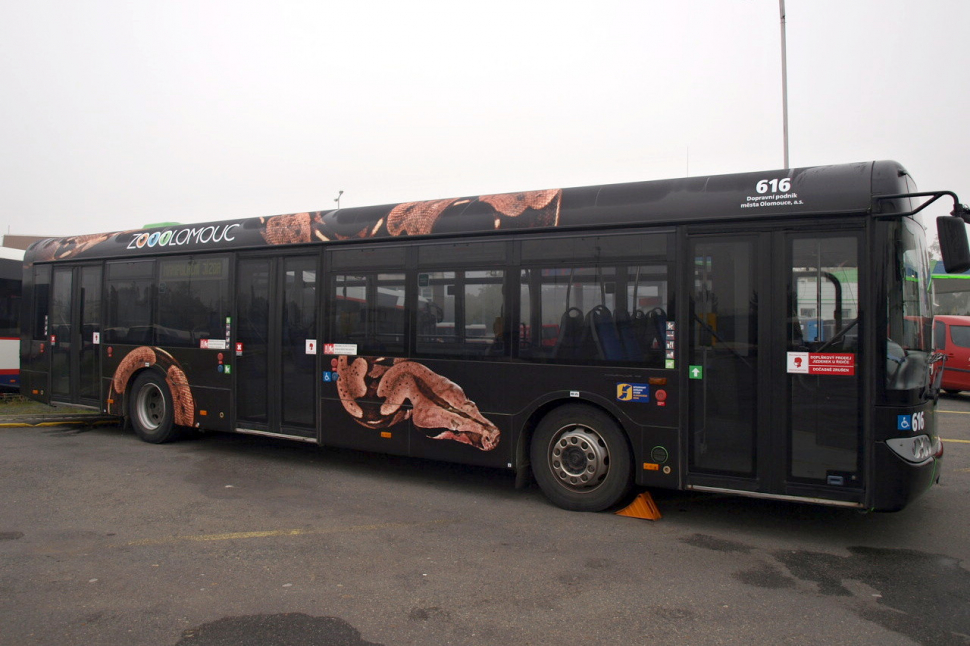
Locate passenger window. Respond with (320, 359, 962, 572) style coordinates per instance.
(330, 273, 406, 355)
(156, 257, 229, 347)
(105, 260, 155, 344)
(415, 269, 506, 358)
(519, 264, 669, 365)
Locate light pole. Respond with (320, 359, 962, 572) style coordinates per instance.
(780, 0, 790, 169)
(334, 190, 344, 209)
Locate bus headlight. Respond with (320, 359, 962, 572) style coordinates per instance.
(885, 435, 939, 464)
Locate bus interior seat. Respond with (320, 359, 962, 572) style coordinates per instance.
(635, 308, 666, 351)
(553, 307, 585, 360)
(614, 308, 643, 361)
(588, 305, 625, 360)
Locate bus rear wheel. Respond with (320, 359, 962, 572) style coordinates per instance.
(129, 371, 178, 444)
(530, 405, 633, 512)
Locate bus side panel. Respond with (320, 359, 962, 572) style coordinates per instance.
(634, 424, 681, 489)
(20, 338, 50, 404)
(103, 344, 233, 431)
(188, 386, 232, 432)
(319, 393, 411, 457)
(320, 358, 678, 477)
(20, 347, 51, 404)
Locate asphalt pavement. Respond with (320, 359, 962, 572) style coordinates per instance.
(1, 394, 968, 645)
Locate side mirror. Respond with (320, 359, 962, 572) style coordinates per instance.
(937, 215, 970, 273)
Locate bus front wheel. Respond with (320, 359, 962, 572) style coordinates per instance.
(129, 371, 178, 444)
(530, 405, 633, 512)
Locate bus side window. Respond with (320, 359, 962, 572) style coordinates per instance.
(105, 260, 155, 345)
(414, 269, 506, 359)
(519, 264, 668, 366)
(330, 273, 406, 356)
(157, 257, 229, 346)
(412, 241, 509, 360)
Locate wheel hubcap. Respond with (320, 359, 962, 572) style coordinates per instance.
(549, 424, 610, 492)
(135, 383, 166, 431)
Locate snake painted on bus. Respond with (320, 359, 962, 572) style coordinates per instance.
(331, 355, 500, 451)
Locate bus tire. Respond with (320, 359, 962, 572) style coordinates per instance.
(530, 404, 633, 512)
(129, 371, 178, 444)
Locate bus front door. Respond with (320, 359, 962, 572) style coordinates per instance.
(235, 255, 318, 439)
(686, 231, 863, 505)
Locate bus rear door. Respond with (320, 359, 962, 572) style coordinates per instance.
(48, 264, 102, 407)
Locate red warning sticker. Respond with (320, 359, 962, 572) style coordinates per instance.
(787, 352, 856, 376)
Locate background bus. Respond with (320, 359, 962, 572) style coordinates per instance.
(0, 247, 23, 391)
(19, 161, 969, 512)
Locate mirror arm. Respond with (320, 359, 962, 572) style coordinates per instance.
(873, 191, 970, 222)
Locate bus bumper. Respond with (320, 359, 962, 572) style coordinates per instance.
(870, 438, 942, 511)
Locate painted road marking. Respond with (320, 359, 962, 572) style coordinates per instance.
(127, 520, 451, 547)
(938, 410, 970, 414)
(942, 438, 970, 444)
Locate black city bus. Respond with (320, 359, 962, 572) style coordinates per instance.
(19, 161, 970, 512)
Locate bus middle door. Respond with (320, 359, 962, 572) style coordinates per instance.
(235, 255, 318, 440)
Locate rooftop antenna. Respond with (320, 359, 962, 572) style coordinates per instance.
(779, 0, 790, 169)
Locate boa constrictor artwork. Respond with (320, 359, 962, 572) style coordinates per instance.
(332, 356, 500, 451)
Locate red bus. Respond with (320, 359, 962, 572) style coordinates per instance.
(0, 247, 23, 391)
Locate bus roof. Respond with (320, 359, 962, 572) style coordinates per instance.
(0, 247, 24, 262)
(25, 160, 915, 264)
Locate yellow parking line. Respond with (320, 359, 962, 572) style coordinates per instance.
(938, 410, 970, 414)
(127, 519, 451, 547)
(943, 438, 970, 444)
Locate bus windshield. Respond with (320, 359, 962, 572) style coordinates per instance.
(886, 217, 934, 391)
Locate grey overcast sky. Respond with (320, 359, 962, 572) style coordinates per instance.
(1, 1, 967, 238)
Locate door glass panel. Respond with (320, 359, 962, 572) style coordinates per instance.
(237, 259, 270, 424)
(50, 268, 73, 398)
(689, 238, 757, 476)
(281, 258, 316, 427)
(78, 266, 102, 400)
(788, 236, 861, 484)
